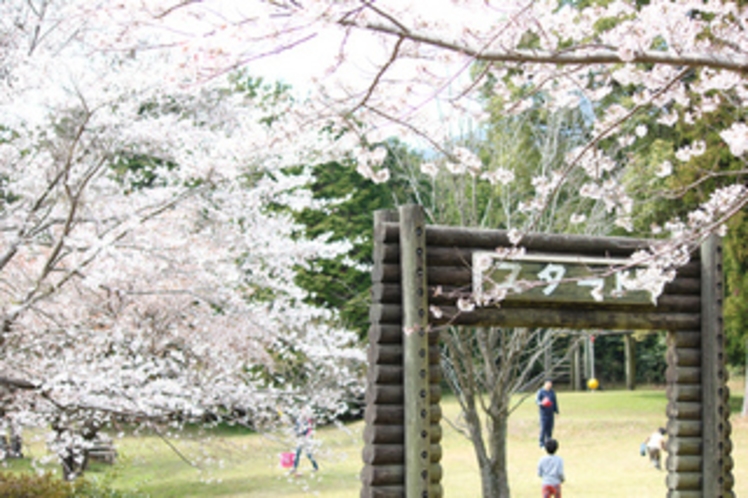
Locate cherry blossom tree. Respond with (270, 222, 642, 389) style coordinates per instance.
(0, 0, 364, 478)
(6, 0, 740, 297)
(3, 0, 748, 491)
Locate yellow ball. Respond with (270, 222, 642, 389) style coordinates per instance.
(587, 378, 599, 390)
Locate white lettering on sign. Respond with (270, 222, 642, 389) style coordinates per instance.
(615, 270, 636, 293)
(472, 251, 650, 305)
(495, 262, 522, 292)
(578, 277, 605, 302)
(537, 263, 566, 295)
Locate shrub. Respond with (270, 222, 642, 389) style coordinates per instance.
(0, 472, 146, 498)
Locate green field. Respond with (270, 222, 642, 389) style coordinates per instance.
(4, 386, 747, 497)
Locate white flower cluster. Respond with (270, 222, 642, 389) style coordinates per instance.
(355, 146, 390, 184)
(0, 0, 365, 446)
(719, 123, 748, 157)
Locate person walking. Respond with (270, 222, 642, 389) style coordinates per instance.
(291, 410, 318, 475)
(644, 427, 667, 470)
(538, 438, 565, 498)
(536, 379, 559, 448)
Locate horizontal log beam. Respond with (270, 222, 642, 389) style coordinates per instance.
(668, 420, 702, 438)
(377, 222, 655, 254)
(667, 402, 702, 421)
(369, 324, 440, 346)
(361, 464, 403, 486)
(666, 384, 702, 403)
(362, 443, 442, 465)
(363, 423, 442, 445)
(372, 283, 402, 304)
(372, 264, 403, 284)
(666, 347, 701, 367)
(430, 305, 700, 331)
(364, 424, 403, 445)
(666, 366, 702, 385)
(668, 437, 702, 456)
(368, 365, 442, 385)
(666, 455, 702, 472)
(370, 304, 403, 325)
(369, 324, 403, 344)
(666, 472, 702, 491)
(365, 404, 442, 426)
(360, 463, 443, 486)
(362, 445, 402, 466)
(368, 344, 441, 366)
(368, 365, 405, 385)
(669, 331, 702, 349)
(666, 491, 703, 498)
(360, 483, 443, 498)
(366, 384, 442, 405)
(360, 484, 402, 498)
(378, 243, 400, 264)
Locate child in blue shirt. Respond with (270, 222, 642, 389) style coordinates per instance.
(538, 438, 564, 497)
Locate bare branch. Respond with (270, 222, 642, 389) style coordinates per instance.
(525, 67, 691, 233)
(0, 375, 39, 390)
(352, 36, 404, 113)
(344, 20, 748, 74)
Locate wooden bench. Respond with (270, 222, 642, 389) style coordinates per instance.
(86, 437, 117, 465)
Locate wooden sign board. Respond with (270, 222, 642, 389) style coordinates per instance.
(472, 251, 652, 306)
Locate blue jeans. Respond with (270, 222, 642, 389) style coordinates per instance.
(293, 444, 318, 471)
(539, 415, 554, 447)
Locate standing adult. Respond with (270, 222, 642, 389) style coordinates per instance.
(536, 379, 559, 448)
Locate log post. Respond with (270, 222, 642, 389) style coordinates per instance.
(700, 235, 734, 497)
(362, 210, 402, 498)
(399, 205, 431, 498)
(571, 342, 582, 391)
(742, 338, 748, 418)
(624, 333, 636, 391)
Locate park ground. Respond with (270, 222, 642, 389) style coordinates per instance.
(4, 381, 747, 497)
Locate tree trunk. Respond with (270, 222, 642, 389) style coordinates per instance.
(481, 413, 511, 498)
(478, 461, 511, 498)
(743, 338, 748, 417)
(463, 400, 512, 497)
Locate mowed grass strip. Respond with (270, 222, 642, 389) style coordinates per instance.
(4, 386, 747, 497)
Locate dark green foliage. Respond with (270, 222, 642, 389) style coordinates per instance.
(622, 99, 748, 368)
(724, 211, 748, 366)
(590, 333, 666, 385)
(592, 335, 624, 383)
(293, 158, 401, 338)
(634, 333, 667, 384)
(596, 53, 747, 367)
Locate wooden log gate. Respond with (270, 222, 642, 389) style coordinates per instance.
(361, 205, 734, 498)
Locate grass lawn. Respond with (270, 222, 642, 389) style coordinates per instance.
(4, 384, 747, 497)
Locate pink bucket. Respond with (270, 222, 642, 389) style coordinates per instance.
(280, 452, 295, 468)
